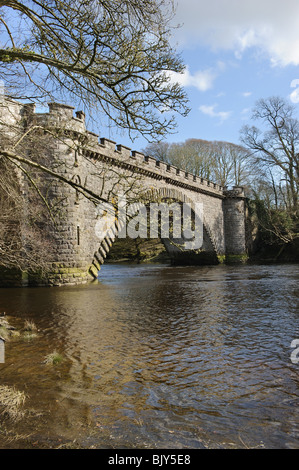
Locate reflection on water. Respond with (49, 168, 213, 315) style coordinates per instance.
(0, 263, 299, 448)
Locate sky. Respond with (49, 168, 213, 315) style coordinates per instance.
(111, 0, 299, 152)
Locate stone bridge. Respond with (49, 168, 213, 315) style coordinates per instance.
(0, 100, 247, 287)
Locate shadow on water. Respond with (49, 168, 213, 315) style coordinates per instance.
(0, 263, 299, 448)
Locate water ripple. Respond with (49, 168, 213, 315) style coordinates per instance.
(0, 263, 298, 448)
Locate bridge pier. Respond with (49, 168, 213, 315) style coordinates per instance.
(223, 187, 248, 262)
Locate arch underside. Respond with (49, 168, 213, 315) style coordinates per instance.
(88, 188, 219, 279)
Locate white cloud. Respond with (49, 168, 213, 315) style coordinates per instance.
(199, 104, 231, 121)
(173, 0, 299, 66)
(290, 79, 299, 103)
(242, 92, 252, 98)
(168, 66, 217, 91)
(240, 107, 251, 120)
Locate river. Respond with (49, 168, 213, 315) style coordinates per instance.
(0, 263, 299, 449)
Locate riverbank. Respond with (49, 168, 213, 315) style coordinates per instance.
(249, 239, 299, 264)
(106, 236, 299, 265)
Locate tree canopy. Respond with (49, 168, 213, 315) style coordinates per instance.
(142, 138, 250, 188)
(0, 0, 189, 141)
(241, 96, 299, 216)
(240, 96, 299, 245)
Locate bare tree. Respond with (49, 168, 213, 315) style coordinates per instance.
(0, 0, 189, 141)
(0, 1, 190, 274)
(209, 141, 250, 188)
(172, 139, 215, 180)
(0, 157, 54, 271)
(240, 96, 299, 216)
(142, 138, 251, 187)
(141, 141, 170, 162)
(241, 96, 299, 245)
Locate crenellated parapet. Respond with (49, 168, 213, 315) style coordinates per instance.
(16, 101, 226, 198)
(223, 186, 245, 198)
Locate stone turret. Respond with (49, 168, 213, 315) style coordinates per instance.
(223, 187, 247, 262)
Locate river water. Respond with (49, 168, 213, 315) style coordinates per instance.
(0, 263, 299, 449)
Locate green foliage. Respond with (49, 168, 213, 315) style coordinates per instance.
(44, 351, 63, 366)
(251, 197, 299, 245)
(0, 46, 34, 62)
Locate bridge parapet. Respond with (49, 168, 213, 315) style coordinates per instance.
(19, 101, 225, 198)
(223, 186, 245, 198)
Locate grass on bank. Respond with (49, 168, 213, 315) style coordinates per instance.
(23, 320, 38, 332)
(0, 318, 20, 340)
(22, 319, 39, 340)
(43, 351, 63, 366)
(0, 316, 39, 341)
(0, 385, 26, 421)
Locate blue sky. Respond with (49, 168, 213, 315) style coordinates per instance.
(110, 0, 299, 153)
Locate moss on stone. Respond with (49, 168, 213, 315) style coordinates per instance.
(225, 253, 249, 264)
(217, 255, 226, 264)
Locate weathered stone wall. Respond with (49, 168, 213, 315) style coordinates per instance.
(223, 187, 247, 261)
(0, 100, 247, 286)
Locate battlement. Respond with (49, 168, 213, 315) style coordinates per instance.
(35, 102, 227, 197)
(1, 99, 241, 199)
(223, 186, 245, 198)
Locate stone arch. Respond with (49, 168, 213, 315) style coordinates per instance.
(89, 216, 120, 279)
(88, 187, 219, 279)
(147, 188, 219, 264)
